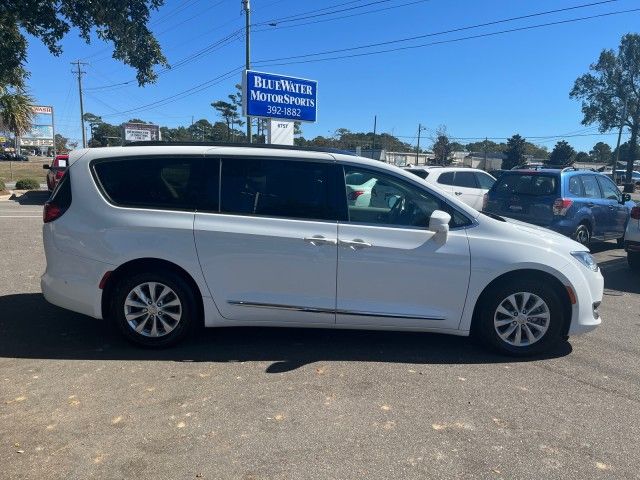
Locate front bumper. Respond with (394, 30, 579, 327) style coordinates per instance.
(567, 266, 603, 336)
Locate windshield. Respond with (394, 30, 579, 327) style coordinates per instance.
(493, 174, 559, 196)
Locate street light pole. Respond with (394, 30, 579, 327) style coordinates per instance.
(416, 124, 427, 165)
(243, 0, 252, 144)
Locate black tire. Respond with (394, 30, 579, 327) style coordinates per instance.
(109, 269, 198, 347)
(617, 236, 625, 248)
(573, 223, 591, 247)
(628, 252, 640, 272)
(474, 279, 566, 357)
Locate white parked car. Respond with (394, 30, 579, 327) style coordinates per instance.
(42, 144, 603, 356)
(624, 204, 640, 270)
(404, 166, 496, 210)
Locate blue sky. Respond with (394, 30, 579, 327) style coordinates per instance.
(23, 0, 640, 151)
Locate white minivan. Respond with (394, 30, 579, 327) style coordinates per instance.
(42, 144, 603, 356)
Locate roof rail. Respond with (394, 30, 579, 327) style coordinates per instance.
(123, 141, 357, 156)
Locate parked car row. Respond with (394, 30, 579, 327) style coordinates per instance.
(0, 152, 28, 162)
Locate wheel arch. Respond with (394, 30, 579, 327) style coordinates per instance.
(470, 269, 572, 337)
(101, 257, 205, 324)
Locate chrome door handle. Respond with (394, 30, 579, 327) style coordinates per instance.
(339, 239, 373, 250)
(454, 191, 463, 196)
(303, 235, 337, 246)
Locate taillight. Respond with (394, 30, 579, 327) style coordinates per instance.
(482, 193, 488, 211)
(349, 190, 365, 201)
(553, 198, 573, 216)
(631, 206, 640, 220)
(55, 170, 65, 179)
(43, 203, 63, 223)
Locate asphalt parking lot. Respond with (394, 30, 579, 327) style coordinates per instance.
(1, 193, 639, 480)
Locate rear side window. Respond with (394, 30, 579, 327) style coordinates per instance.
(475, 172, 495, 189)
(453, 172, 478, 188)
(437, 172, 455, 185)
(93, 157, 208, 210)
(493, 174, 558, 196)
(220, 158, 343, 221)
(580, 175, 602, 199)
(568, 176, 583, 196)
(50, 170, 72, 209)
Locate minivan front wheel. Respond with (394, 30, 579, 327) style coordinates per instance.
(110, 270, 197, 347)
(476, 280, 565, 356)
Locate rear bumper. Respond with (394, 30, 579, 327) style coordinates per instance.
(41, 226, 113, 319)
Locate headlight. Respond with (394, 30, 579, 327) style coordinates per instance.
(571, 251, 599, 272)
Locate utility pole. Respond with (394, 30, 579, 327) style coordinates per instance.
(483, 137, 488, 170)
(72, 60, 88, 148)
(242, 0, 252, 143)
(416, 124, 427, 165)
(613, 97, 628, 185)
(371, 115, 377, 155)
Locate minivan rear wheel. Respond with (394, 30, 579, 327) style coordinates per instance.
(476, 280, 565, 356)
(110, 270, 197, 347)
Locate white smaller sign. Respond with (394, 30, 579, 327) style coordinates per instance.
(124, 128, 152, 142)
(267, 120, 294, 146)
(31, 105, 52, 114)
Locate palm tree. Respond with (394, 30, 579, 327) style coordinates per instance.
(0, 87, 34, 155)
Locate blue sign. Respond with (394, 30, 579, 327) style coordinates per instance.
(243, 70, 317, 123)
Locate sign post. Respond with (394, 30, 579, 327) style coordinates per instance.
(243, 70, 317, 146)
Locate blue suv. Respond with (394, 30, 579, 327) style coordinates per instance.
(484, 167, 634, 246)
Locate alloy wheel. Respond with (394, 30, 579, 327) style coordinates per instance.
(493, 292, 550, 347)
(124, 282, 182, 337)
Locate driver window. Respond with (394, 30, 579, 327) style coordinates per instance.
(344, 166, 469, 228)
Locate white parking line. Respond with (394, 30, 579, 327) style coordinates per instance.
(0, 215, 41, 218)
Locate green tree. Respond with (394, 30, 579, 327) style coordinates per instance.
(547, 140, 576, 166)
(0, 86, 34, 154)
(503, 134, 527, 169)
(570, 33, 640, 191)
(574, 151, 590, 164)
(523, 143, 549, 160)
(431, 128, 453, 165)
(589, 142, 612, 164)
(211, 100, 240, 141)
(1, 0, 167, 88)
(54, 133, 69, 153)
(466, 139, 505, 154)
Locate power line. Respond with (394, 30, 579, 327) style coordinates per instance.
(85, 29, 243, 91)
(254, 7, 639, 68)
(253, 0, 431, 32)
(99, 66, 244, 118)
(254, 0, 620, 64)
(254, 0, 383, 26)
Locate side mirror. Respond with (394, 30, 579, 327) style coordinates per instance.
(622, 193, 631, 203)
(429, 210, 451, 239)
(42, 164, 50, 170)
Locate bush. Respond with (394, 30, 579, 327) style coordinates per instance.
(0, 179, 5, 192)
(15, 178, 40, 190)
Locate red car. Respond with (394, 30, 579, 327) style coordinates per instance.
(44, 154, 69, 192)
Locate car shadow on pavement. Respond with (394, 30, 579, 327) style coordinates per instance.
(10, 190, 50, 205)
(598, 254, 640, 295)
(0, 293, 572, 372)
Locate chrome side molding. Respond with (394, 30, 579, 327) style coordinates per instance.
(228, 300, 445, 321)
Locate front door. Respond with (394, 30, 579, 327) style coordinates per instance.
(336, 166, 471, 330)
(194, 155, 345, 324)
(596, 175, 628, 238)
